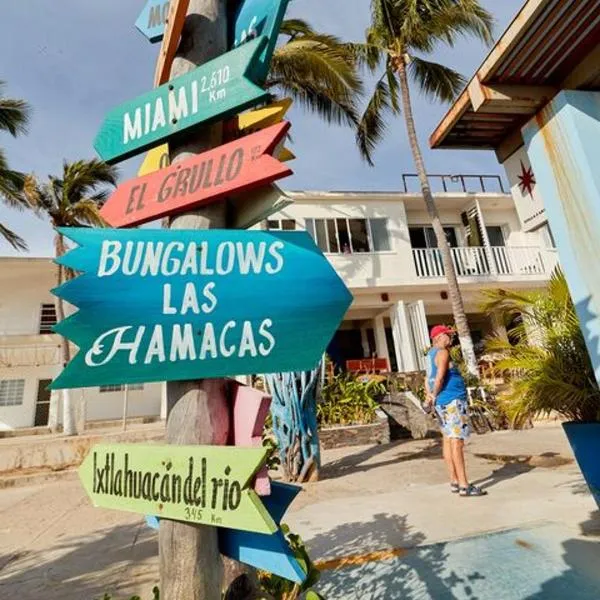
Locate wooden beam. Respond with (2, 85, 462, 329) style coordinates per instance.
(561, 43, 600, 90)
(495, 128, 525, 164)
(468, 78, 557, 114)
(154, 0, 190, 87)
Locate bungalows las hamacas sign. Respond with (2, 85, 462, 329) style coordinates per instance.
(94, 36, 270, 164)
(80, 443, 276, 534)
(50, 228, 352, 390)
(101, 122, 292, 228)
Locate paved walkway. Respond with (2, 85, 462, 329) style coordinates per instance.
(0, 422, 598, 599)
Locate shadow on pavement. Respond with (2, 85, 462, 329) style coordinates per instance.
(471, 461, 535, 491)
(0, 522, 157, 600)
(320, 440, 442, 481)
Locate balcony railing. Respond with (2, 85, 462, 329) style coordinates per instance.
(413, 246, 550, 278)
(401, 174, 507, 194)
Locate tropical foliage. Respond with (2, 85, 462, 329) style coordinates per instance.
(318, 373, 386, 427)
(0, 81, 31, 250)
(348, 0, 495, 376)
(482, 269, 600, 425)
(24, 159, 118, 433)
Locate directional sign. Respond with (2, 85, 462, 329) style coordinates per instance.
(79, 443, 276, 534)
(94, 36, 270, 164)
(230, 184, 292, 230)
(138, 98, 294, 178)
(147, 481, 306, 583)
(154, 0, 190, 87)
(139, 0, 290, 83)
(231, 0, 290, 82)
(231, 382, 271, 496)
(135, 0, 170, 43)
(101, 123, 292, 228)
(50, 228, 352, 390)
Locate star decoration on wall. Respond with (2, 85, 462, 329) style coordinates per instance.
(518, 160, 536, 198)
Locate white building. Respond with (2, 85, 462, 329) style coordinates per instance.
(0, 175, 558, 429)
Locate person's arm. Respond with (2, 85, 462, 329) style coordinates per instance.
(431, 349, 450, 402)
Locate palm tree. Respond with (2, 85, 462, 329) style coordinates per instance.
(0, 82, 31, 250)
(267, 19, 362, 131)
(481, 270, 600, 425)
(352, 0, 494, 376)
(24, 160, 119, 434)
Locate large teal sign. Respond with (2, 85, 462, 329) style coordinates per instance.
(51, 228, 352, 390)
(94, 37, 269, 164)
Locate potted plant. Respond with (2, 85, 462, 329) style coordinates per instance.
(481, 269, 600, 507)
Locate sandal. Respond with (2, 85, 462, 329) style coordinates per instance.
(450, 482, 460, 494)
(459, 484, 487, 497)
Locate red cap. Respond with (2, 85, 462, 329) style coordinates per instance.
(430, 325, 455, 340)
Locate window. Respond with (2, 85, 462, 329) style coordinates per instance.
(39, 303, 57, 334)
(99, 384, 144, 393)
(0, 379, 25, 406)
(267, 219, 296, 231)
(486, 226, 506, 247)
(304, 218, 391, 254)
(409, 227, 457, 248)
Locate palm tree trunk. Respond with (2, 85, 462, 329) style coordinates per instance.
(396, 58, 478, 378)
(54, 232, 76, 435)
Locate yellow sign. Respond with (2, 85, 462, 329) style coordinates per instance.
(137, 99, 294, 177)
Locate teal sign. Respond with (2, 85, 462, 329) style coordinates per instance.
(94, 37, 270, 164)
(135, 0, 170, 43)
(137, 0, 290, 82)
(50, 228, 352, 390)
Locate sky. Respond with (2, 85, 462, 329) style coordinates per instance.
(0, 0, 524, 257)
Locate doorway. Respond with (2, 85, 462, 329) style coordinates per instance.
(34, 379, 52, 426)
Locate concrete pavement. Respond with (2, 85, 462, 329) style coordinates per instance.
(0, 422, 598, 599)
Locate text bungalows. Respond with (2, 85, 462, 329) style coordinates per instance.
(51, 228, 352, 389)
(79, 444, 276, 533)
(94, 37, 270, 164)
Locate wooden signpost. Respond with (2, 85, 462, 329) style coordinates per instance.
(94, 36, 270, 164)
(101, 122, 292, 228)
(230, 184, 292, 230)
(79, 443, 276, 533)
(154, 0, 190, 87)
(50, 227, 352, 390)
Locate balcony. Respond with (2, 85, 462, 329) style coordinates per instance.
(413, 246, 558, 279)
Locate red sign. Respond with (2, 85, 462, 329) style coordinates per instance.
(101, 122, 292, 228)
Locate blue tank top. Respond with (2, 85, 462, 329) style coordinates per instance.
(426, 348, 467, 406)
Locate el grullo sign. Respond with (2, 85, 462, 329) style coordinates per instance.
(50, 227, 352, 390)
(79, 444, 276, 533)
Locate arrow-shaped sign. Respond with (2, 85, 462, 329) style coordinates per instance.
(146, 481, 306, 583)
(79, 443, 276, 534)
(94, 36, 270, 164)
(230, 184, 293, 230)
(138, 98, 294, 178)
(231, 381, 271, 496)
(137, 0, 290, 84)
(50, 228, 352, 390)
(154, 0, 190, 87)
(101, 122, 292, 228)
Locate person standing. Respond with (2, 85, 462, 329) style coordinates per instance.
(425, 325, 487, 497)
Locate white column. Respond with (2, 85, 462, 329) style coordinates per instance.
(374, 315, 390, 367)
(390, 301, 417, 373)
(160, 382, 168, 421)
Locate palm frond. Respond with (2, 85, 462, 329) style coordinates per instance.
(356, 71, 395, 166)
(408, 56, 465, 103)
(0, 82, 30, 137)
(279, 18, 316, 38)
(0, 222, 27, 251)
(427, 1, 495, 48)
(61, 159, 119, 205)
(64, 198, 107, 228)
(0, 147, 27, 207)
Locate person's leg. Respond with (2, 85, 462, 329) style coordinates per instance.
(443, 435, 458, 484)
(450, 439, 468, 488)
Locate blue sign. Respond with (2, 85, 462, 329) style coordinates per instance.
(50, 228, 352, 390)
(147, 481, 306, 583)
(135, 0, 170, 43)
(136, 0, 290, 82)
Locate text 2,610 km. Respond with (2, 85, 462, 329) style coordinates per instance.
(200, 66, 230, 104)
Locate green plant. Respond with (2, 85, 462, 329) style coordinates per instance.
(99, 587, 159, 600)
(481, 269, 600, 425)
(258, 524, 325, 600)
(317, 373, 386, 427)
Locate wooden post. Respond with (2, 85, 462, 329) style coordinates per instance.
(158, 1, 230, 598)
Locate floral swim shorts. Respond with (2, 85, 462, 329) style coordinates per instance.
(435, 398, 470, 440)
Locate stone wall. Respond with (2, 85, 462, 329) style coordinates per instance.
(319, 409, 390, 450)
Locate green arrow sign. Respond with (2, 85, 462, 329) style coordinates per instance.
(79, 443, 276, 534)
(94, 36, 270, 164)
